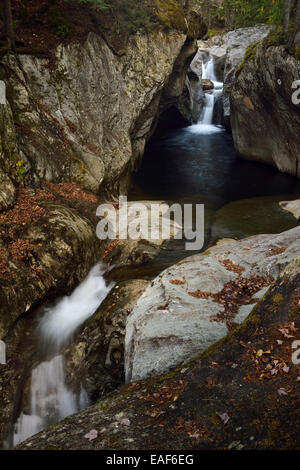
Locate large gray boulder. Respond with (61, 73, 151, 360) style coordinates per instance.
(178, 48, 205, 123)
(231, 44, 300, 177)
(125, 226, 300, 382)
(223, 25, 270, 128)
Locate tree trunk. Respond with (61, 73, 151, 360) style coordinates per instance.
(284, 0, 295, 41)
(2, 0, 15, 51)
(289, 0, 300, 49)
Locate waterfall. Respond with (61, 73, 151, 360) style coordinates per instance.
(12, 264, 113, 447)
(188, 53, 224, 135)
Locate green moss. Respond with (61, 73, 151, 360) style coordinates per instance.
(235, 41, 262, 78)
(272, 294, 283, 304)
(156, 0, 187, 33)
(210, 413, 220, 426)
(292, 47, 300, 61)
(264, 27, 285, 48)
(290, 306, 299, 320)
(48, 5, 74, 39)
(15, 160, 28, 180)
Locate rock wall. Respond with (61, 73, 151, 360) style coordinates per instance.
(231, 44, 300, 177)
(0, 106, 18, 210)
(2, 30, 195, 198)
(223, 25, 270, 128)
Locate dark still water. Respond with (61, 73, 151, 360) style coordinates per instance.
(130, 125, 300, 210)
(115, 124, 300, 281)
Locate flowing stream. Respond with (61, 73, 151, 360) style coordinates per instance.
(197, 53, 224, 131)
(11, 265, 113, 447)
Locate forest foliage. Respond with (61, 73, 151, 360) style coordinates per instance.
(215, 0, 285, 29)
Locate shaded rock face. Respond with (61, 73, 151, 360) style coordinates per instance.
(231, 44, 300, 178)
(223, 25, 270, 129)
(0, 106, 18, 210)
(125, 226, 300, 382)
(198, 27, 270, 129)
(3, 30, 191, 196)
(177, 47, 205, 124)
(18, 255, 300, 451)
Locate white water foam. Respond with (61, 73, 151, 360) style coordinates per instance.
(39, 264, 112, 351)
(188, 54, 224, 135)
(12, 264, 113, 447)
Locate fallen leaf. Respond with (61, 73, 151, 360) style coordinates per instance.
(84, 429, 98, 441)
(121, 418, 131, 427)
(217, 412, 230, 425)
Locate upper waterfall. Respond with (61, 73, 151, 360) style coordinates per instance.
(188, 53, 224, 135)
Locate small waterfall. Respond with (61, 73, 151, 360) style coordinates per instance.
(200, 92, 215, 125)
(12, 264, 113, 447)
(188, 53, 224, 135)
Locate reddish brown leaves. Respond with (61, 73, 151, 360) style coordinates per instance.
(157, 304, 169, 310)
(212, 275, 273, 317)
(1, 188, 55, 226)
(169, 279, 185, 285)
(140, 379, 186, 411)
(266, 246, 287, 257)
(189, 276, 273, 327)
(9, 239, 41, 263)
(102, 239, 119, 259)
(86, 143, 99, 155)
(188, 290, 211, 299)
(44, 182, 98, 203)
(173, 418, 207, 440)
(219, 259, 245, 275)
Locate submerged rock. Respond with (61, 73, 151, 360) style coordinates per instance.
(202, 78, 214, 90)
(212, 195, 299, 242)
(125, 227, 300, 382)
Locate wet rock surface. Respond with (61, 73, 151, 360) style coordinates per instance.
(212, 195, 300, 242)
(17, 255, 300, 450)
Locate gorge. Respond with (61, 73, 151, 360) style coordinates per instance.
(0, 0, 300, 452)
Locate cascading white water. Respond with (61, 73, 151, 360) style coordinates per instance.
(188, 53, 224, 135)
(12, 264, 113, 447)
